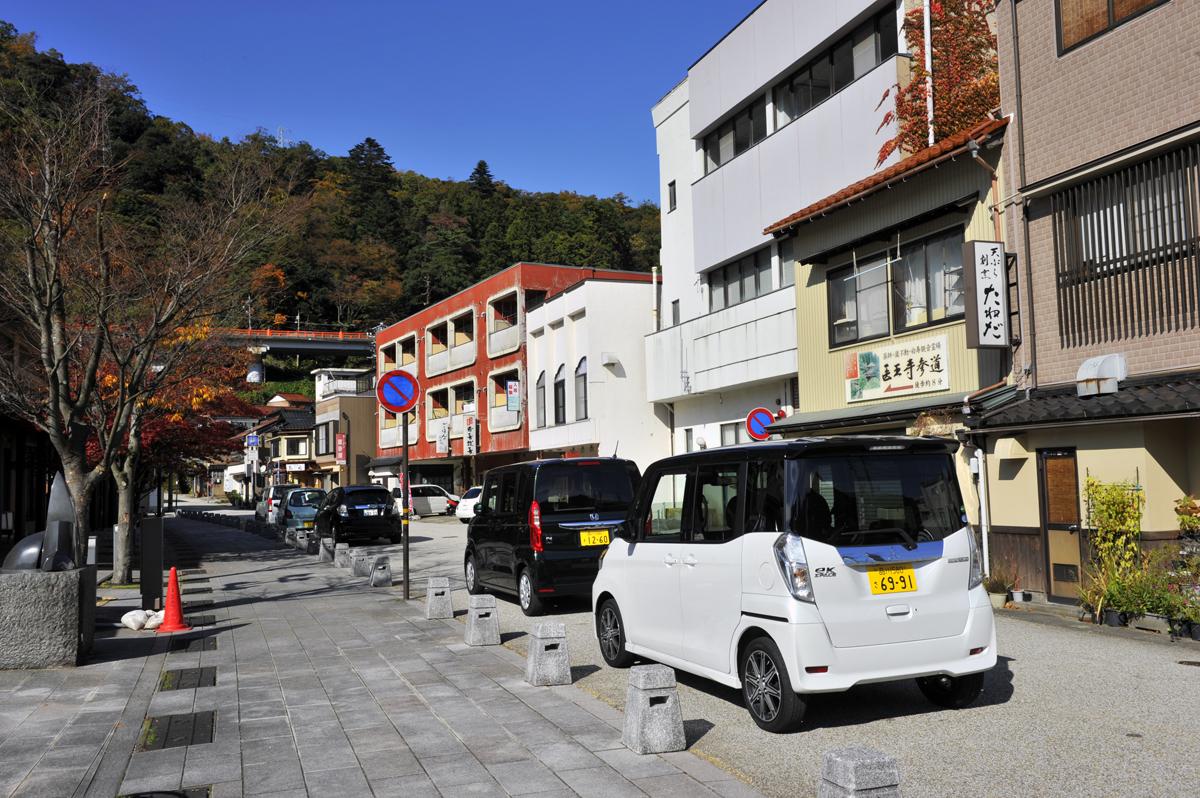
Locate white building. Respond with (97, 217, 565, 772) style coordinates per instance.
(526, 279, 671, 472)
(648, 0, 904, 450)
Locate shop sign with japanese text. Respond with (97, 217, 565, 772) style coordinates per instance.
(844, 334, 949, 403)
(963, 240, 1009, 348)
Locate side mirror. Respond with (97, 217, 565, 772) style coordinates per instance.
(474, 503, 487, 516)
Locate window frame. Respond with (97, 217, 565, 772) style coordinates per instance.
(535, 371, 546, 428)
(689, 462, 747, 545)
(574, 358, 588, 421)
(637, 468, 694, 543)
(1055, 0, 1169, 54)
(667, 180, 677, 213)
(890, 229, 967, 335)
(552, 365, 566, 425)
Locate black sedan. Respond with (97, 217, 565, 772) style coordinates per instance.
(314, 485, 400, 544)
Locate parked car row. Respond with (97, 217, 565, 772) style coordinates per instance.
(462, 438, 996, 733)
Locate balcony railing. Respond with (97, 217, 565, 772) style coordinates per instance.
(448, 343, 475, 369)
(488, 324, 519, 356)
(379, 423, 418, 449)
(489, 406, 521, 431)
(316, 376, 372, 399)
(427, 349, 449, 374)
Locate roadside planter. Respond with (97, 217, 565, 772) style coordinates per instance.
(1102, 608, 1125, 627)
(988, 592, 1007, 610)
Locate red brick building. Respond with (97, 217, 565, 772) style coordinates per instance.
(369, 263, 652, 494)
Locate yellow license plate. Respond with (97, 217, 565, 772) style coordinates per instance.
(579, 530, 611, 547)
(869, 566, 917, 595)
(303, 521, 314, 528)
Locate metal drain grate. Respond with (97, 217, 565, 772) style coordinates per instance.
(183, 599, 214, 609)
(1180, 660, 1200, 667)
(120, 786, 210, 798)
(137, 710, 215, 751)
(169, 636, 217, 653)
(181, 569, 207, 576)
(182, 587, 213, 594)
(159, 668, 217, 691)
(188, 614, 217, 627)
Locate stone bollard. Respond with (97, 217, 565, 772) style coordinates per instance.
(319, 537, 334, 563)
(370, 556, 392, 587)
(351, 552, 371, 577)
(425, 577, 453, 619)
(524, 622, 571, 686)
(334, 543, 351, 568)
(817, 747, 901, 798)
(305, 534, 319, 555)
(622, 664, 685, 755)
(294, 530, 307, 550)
(464, 594, 500, 646)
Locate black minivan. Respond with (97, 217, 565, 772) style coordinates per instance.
(465, 458, 640, 615)
(314, 485, 399, 544)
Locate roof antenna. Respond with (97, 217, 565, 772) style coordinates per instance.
(612, 440, 619, 458)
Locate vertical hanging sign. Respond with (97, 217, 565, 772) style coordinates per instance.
(334, 433, 347, 465)
(963, 240, 1009, 348)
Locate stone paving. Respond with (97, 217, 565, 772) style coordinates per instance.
(0, 515, 761, 797)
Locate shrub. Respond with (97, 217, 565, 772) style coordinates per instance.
(1081, 477, 1143, 616)
(983, 556, 1016, 594)
(1176, 495, 1200, 534)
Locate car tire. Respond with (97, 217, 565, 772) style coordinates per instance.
(741, 636, 806, 733)
(459, 518, 470, 524)
(916, 672, 985, 709)
(517, 569, 545, 617)
(596, 598, 635, 668)
(465, 555, 482, 595)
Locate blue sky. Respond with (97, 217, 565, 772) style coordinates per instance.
(4, 1, 757, 204)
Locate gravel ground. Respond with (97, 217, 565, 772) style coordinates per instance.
(227, 510, 1200, 798)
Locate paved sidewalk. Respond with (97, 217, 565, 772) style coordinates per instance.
(1, 515, 761, 797)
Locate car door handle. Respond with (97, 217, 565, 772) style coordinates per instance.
(683, 555, 697, 567)
(663, 554, 678, 566)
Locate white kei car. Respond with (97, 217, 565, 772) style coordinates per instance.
(592, 436, 996, 733)
(455, 486, 482, 524)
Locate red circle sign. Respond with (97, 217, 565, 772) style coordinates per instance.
(377, 369, 421, 414)
(745, 407, 775, 442)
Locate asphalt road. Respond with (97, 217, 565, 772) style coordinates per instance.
(208, 504, 1200, 798)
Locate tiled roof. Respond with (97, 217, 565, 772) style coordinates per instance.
(270, 393, 313, 404)
(763, 117, 1009, 235)
(970, 372, 1200, 429)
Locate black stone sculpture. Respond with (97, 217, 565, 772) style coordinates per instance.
(1, 472, 76, 571)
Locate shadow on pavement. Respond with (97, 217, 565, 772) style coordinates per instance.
(684, 718, 716, 746)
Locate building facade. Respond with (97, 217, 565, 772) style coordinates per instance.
(371, 263, 649, 494)
(525, 277, 669, 471)
(312, 368, 377, 490)
(966, 0, 1200, 600)
(648, 0, 907, 453)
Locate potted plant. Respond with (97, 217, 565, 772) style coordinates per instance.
(983, 559, 1015, 610)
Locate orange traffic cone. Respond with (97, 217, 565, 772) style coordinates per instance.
(157, 566, 192, 633)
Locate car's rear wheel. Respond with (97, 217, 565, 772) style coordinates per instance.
(596, 599, 634, 668)
(741, 636, 805, 733)
(465, 555, 482, 595)
(518, 569, 545, 616)
(916, 672, 985, 709)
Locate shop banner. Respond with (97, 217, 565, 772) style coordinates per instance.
(844, 334, 949, 403)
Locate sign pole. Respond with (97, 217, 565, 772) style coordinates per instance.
(402, 413, 410, 601)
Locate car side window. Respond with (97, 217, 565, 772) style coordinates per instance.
(480, 478, 499, 514)
(639, 470, 692, 542)
(745, 460, 786, 533)
(693, 463, 744, 543)
(498, 472, 518, 514)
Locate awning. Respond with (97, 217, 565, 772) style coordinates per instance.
(967, 372, 1200, 433)
(769, 392, 970, 435)
(367, 456, 404, 470)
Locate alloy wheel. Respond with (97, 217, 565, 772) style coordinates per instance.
(519, 572, 532, 610)
(744, 650, 782, 723)
(465, 559, 476, 591)
(599, 606, 622, 662)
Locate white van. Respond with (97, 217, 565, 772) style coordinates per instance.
(591, 437, 996, 732)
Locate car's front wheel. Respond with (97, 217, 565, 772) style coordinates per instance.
(916, 672, 985, 709)
(517, 569, 545, 616)
(596, 599, 634, 668)
(741, 636, 805, 733)
(465, 555, 482, 595)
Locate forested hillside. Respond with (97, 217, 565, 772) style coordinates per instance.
(0, 21, 660, 330)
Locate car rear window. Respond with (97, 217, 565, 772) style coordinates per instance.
(289, 490, 324, 507)
(788, 454, 965, 547)
(535, 462, 637, 513)
(270, 487, 288, 499)
(347, 489, 390, 506)
(462, 487, 481, 500)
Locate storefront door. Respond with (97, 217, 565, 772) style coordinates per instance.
(1037, 449, 1082, 602)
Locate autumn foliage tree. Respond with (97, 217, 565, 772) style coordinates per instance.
(875, 0, 1000, 166)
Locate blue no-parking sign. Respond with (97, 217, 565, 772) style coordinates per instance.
(376, 369, 421, 415)
(745, 407, 775, 442)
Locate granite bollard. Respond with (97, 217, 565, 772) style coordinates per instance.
(817, 747, 901, 798)
(622, 664, 685, 755)
(465, 594, 500, 646)
(334, 543, 351, 568)
(351, 551, 371, 577)
(524, 622, 571, 686)
(425, 577, 453, 619)
(370, 556, 392, 587)
(319, 537, 334, 563)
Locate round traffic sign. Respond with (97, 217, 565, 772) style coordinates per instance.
(745, 406, 775, 442)
(377, 369, 421, 414)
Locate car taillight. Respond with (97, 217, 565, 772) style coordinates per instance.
(529, 500, 544, 553)
(285, 507, 293, 519)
